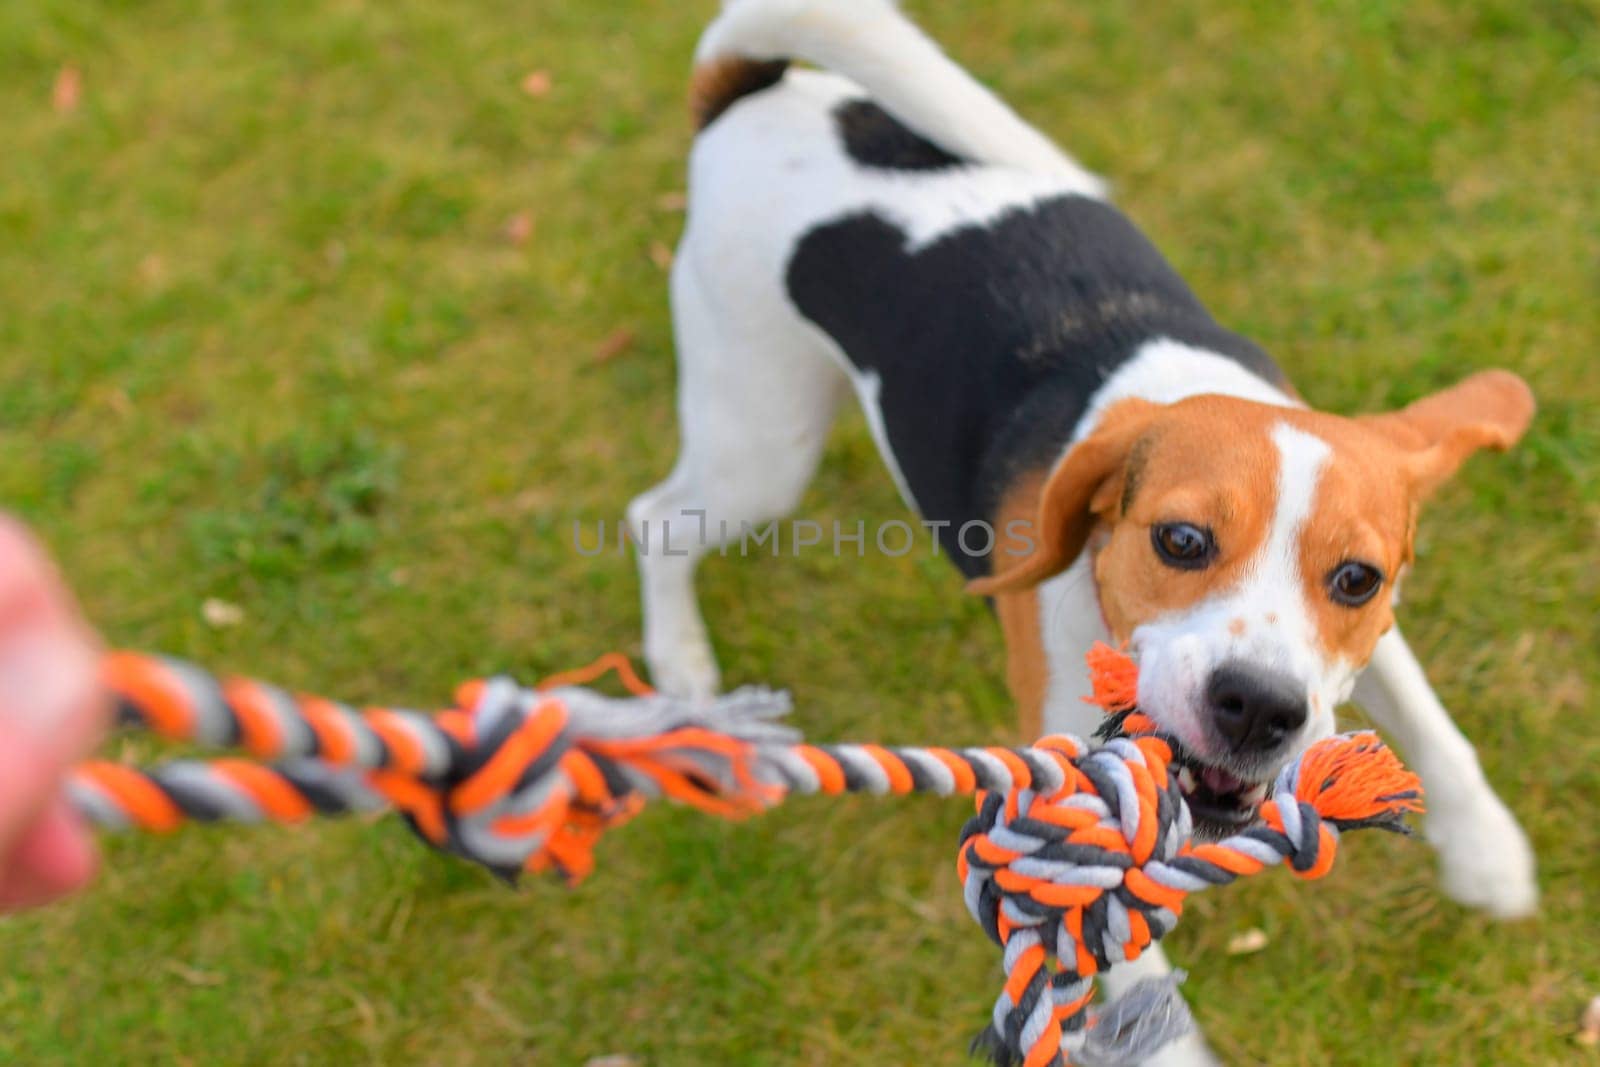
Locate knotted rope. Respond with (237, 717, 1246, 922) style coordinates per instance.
(69, 644, 1422, 1065)
(958, 647, 1423, 1067)
(78, 651, 794, 882)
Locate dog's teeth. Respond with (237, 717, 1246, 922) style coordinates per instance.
(1242, 783, 1268, 804)
(1177, 767, 1197, 793)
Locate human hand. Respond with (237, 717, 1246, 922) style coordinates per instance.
(0, 518, 106, 911)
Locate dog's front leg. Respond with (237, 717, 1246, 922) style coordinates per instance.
(1095, 946, 1222, 1067)
(1352, 628, 1537, 918)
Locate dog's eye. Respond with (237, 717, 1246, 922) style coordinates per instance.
(1151, 523, 1215, 570)
(1328, 560, 1384, 606)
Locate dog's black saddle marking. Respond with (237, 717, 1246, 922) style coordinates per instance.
(786, 193, 1284, 576)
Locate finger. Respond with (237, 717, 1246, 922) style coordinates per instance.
(0, 517, 82, 633)
(0, 796, 99, 912)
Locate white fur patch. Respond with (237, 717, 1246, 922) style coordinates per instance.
(692, 70, 1098, 272)
(697, 0, 1104, 187)
(1072, 338, 1299, 445)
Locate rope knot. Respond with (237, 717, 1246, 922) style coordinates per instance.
(958, 730, 1191, 1067)
(397, 678, 798, 883)
(82, 650, 794, 886)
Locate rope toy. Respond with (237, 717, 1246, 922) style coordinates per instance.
(76, 652, 792, 883)
(68, 644, 1422, 1065)
(957, 646, 1422, 1066)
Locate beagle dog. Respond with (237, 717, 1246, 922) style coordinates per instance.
(630, 1, 1537, 1059)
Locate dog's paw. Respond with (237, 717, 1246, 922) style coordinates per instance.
(1428, 794, 1538, 919)
(644, 630, 721, 702)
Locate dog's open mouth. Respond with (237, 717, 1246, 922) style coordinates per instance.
(1170, 751, 1272, 835)
(1089, 670, 1280, 837)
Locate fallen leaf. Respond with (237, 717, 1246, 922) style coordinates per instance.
(467, 981, 533, 1039)
(201, 598, 245, 628)
(654, 190, 687, 212)
(137, 253, 167, 286)
(344, 987, 379, 1037)
(1548, 671, 1588, 712)
(1224, 927, 1269, 956)
(52, 65, 82, 113)
(520, 69, 552, 97)
(647, 241, 673, 271)
(504, 212, 534, 246)
(163, 961, 223, 987)
(1578, 994, 1600, 1047)
(104, 387, 133, 417)
(594, 327, 637, 364)
(509, 487, 556, 514)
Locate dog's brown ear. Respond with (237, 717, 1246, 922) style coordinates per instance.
(967, 399, 1159, 596)
(1359, 369, 1535, 498)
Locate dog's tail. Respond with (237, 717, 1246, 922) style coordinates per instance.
(691, 0, 1102, 187)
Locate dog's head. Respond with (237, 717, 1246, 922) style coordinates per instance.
(971, 369, 1533, 833)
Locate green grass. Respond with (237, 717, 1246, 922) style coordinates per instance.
(0, 0, 1596, 1062)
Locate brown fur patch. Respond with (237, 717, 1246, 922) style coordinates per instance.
(1118, 434, 1157, 516)
(1289, 416, 1413, 663)
(1090, 398, 1281, 643)
(689, 58, 789, 131)
(990, 473, 1051, 740)
(967, 399, 1160, 596)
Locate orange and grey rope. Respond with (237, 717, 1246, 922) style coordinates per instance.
(73, 651, 796, 882)
(66, 645, 1422, 1065)
(958, 729, 1419, 1067)
(953, 646, 1422, 1067)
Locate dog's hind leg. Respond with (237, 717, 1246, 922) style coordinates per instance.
(1353, 628, 1537, 917)
(628, 255, 849, 699)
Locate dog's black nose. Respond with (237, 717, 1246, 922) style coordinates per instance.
(1205, 662, 1308, 755)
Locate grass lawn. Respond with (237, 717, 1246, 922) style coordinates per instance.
(0, 0, 1596, 1062)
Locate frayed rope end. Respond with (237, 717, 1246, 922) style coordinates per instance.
(1084, 642, 1139, 715)
(1294, 731, 1424, 830)
(1075, 971, 1194, 1067)
(969, 1024, 1026, 1067)
(968, 973, 1195, 1067)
